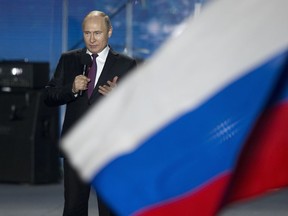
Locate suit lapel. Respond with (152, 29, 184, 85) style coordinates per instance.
(97, 50, 117, 87)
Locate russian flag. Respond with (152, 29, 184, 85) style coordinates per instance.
(62, 0, 288, 215)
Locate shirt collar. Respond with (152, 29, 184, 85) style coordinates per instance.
(86, 46, 110, 61)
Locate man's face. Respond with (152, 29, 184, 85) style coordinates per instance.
(82, 16, 112, 54)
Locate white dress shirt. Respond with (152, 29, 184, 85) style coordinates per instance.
(86, 45, 110, 87)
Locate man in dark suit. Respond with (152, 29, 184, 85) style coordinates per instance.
(44, 10, 137, 216)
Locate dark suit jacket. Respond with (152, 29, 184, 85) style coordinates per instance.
(44, 47, 136, 140)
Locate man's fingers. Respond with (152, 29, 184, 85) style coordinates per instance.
(74, 75, 90, 91)
(107, 76, 118, 88)
(98, 76, 119, 95)
(113, 76, 118, 83)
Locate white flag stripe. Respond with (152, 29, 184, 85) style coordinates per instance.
(62, 0, 288, 180)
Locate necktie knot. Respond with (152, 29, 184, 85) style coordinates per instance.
(92, 54, 98, 60)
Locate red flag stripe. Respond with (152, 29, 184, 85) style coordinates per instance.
(227, 102, 288, 202)
(135, 172, 231, 216)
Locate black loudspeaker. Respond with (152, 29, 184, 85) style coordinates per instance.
(0, 61, 49, 89)
(0, 89, 60, 184)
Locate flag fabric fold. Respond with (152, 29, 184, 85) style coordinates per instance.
(62, 0, 288, 215)
(225, 69, 288, 204)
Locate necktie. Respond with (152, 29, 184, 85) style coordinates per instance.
(87, 54, 98, 98)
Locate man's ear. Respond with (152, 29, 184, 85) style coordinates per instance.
(108, 27, 113, 38)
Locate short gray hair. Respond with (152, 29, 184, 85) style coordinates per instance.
(82, 10, 112, 31)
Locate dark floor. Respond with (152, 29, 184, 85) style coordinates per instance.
(0, 181, 287, 216)
(0, 181, 98, 216)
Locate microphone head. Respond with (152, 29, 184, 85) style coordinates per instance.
(80, 53, 92, 66)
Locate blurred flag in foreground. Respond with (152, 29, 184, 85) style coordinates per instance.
(62, 0, 288, 215)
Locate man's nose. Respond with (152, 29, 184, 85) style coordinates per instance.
(90, 34, 96, 43)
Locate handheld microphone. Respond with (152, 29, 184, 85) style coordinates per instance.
(79, 53, 92, 96)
